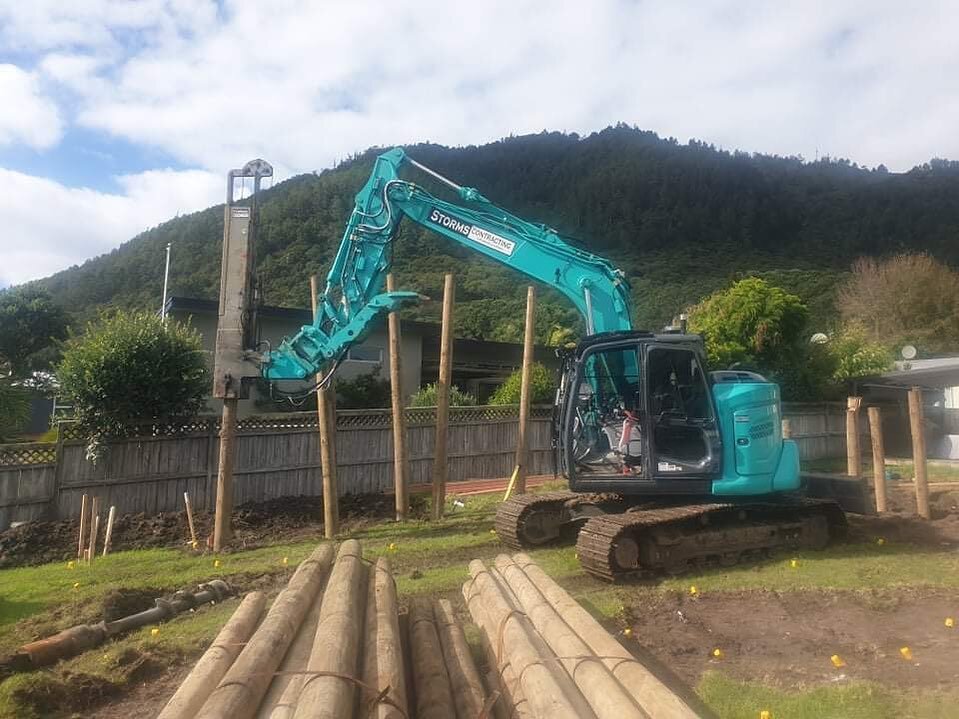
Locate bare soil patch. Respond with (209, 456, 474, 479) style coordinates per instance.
(629, 588, 959, 689)
(0, 493, 427, 569)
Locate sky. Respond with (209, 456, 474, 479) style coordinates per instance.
(1, 0, 957, 289)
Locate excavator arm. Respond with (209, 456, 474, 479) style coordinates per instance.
(262, 148, 632, 380)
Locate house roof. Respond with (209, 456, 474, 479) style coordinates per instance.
(867, 356, 959, 389)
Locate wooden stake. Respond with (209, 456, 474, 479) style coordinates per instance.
(781, 418, 792, 439)
(158, 592, 267, 719)
(409, 598, 456, 719)
(432, 273, 454, 521)
(502, 466, 520, 502)
(908, 387, 931, 519)
(77, 494, 88, 560)
(514, 286, 536, 495)
(196, 544, 335, 719)
(293, 540, 366, 719)
(867, 407, 888, 513)
(495, 555, 645, 719)
(101, 506, 116, 557)
(87, 496, 99, 564)
(213, 397, 238, 552)
(846, 396, 863, 478)
(183, 492, 198, 548)
(386, 273, 410, 521)
(433, 598, 487, 719)
(311, 274, 339, 538)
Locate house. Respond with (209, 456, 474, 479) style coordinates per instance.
(164, 296, 559, 414)
(854, 355, 959, 459)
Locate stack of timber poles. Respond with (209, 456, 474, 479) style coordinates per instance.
(463, 553, 704, 719)
(158, 540, 490, 719)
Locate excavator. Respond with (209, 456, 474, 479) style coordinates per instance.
(260, 148, 846, 582)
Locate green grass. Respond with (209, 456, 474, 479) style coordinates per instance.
(805, 457, 959, 483)
(698, 672, 959, 719)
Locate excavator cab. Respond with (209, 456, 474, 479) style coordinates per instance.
(559, 331, 722, 495)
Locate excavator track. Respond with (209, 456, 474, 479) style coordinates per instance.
(576, 498, 847, 582)
(494, 491, 580, 549)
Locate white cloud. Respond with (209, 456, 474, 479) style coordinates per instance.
(0, 64, 62, 148)
(1, 0, 959, 284)
(0, 167, 221, 287)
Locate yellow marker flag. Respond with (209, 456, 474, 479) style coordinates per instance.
(830, 654, 846, 668)
(790, 558, 799, 568)
(151, 628, 160, 637)
(946, 617, 955, 628)
(760, 711, 772, 719)
(689, 585, 699, 596)
(900, 646, 913, 661)
(712, 648, 724, 659)
(623, 628, 632, 637)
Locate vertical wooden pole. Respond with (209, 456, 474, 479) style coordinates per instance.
(908, 387, 931, 519)
(183, 492, 198, 547)
(432, 273, 455, 521)
(311, 275, 339, 538)
(87, 496, 99, 564)
(514, 286, 536, 495)
(101, 506, 116, 556)
(781, 418, 792, 439)
(213, 398, 237, 552)
(77, 494, 88, 560)
(867, 407, 887, 514)
(386, 273, 410, 521)
(846, 396, 862, 477)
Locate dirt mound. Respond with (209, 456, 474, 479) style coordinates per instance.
(629, 588, 959, 689)
(0, 493, 427, 569)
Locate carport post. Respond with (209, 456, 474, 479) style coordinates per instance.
(867, 406, 887, 513)
(846, 396, 863, 478)
(907, 387, 930, 519)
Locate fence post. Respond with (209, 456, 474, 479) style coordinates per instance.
(386, 273, 410, 521)
(432, 273, 455, 520)
(514, 286, 536, 495)
(311, 274, 339, 538)
(846, 397, 862, 477)
(907, 387, 930, 519)
(51, 423, 66, 521)
(867, 406, 887, 513)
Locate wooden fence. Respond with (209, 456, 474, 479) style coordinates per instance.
(0, 406, 554, 529)
(0, 402, 854, 530)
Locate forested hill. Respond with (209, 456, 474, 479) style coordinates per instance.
(33, 125, 959, 342)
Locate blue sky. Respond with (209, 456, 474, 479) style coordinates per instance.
(1, 0, 957, 289)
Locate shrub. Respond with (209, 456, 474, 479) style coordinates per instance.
(57, 311, 210, 449)
(334, 369, 392, 409)
(489, 363, 556, 405)
(409, 383, 477, 407)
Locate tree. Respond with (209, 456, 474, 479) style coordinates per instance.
(489, 363, 556, 405)
(687, 278, 809, 370)
(408, 383, 477, 407)
(0, 380, 29, 441)
(0, 286, 69, 379)
(826, 329, 892, 382)
(57, 311, 210, 448)
(837, 254, 959, 352)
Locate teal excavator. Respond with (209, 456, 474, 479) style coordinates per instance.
(260, 148, 846, 582)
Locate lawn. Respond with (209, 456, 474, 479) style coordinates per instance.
(1, 487, 957, 718)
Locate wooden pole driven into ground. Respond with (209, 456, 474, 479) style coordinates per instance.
(311, 275, 339, 538)
(87, 496, 99, 563)
(868, 406, 888, 513)
(513, 286, 537, 496)
(386, 273, 410, 521)
(184, 492, 198, 547)
(432, 273, 455, 521)
(213, 398, 238, 552)
(77, 494, 88, 561)
(908, 387, 931, 519)
(846, 396, 863, 478)
(101, 506, 116, 556)
(781, 418, 792, 439)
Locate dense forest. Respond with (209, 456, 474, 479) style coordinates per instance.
(29, 125, 959, 343)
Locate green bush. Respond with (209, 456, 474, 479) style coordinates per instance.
(409, 383, 477, 407)
(57, 311, 210, 448)
(334, 370, 391, 409)
(489, 363, 556, 405)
